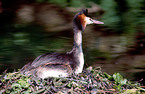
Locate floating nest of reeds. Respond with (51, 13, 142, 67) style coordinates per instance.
(0, 67, 145, 93)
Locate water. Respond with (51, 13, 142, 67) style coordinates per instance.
(0, 24, 145, 84)
(0, 2, 145, 85)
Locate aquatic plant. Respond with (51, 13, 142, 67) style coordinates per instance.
(0, 67, 144, 93)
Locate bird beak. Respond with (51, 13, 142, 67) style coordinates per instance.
(92, 19, 104, 24)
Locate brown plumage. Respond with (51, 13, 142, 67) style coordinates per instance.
(21, 9, 104, 79)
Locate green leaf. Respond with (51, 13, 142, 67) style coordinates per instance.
(17, 78, 30, 88)
(11, 83, 21, 88)
(113, 73, 123, 83)
(137, 87, 145, 91)
(10, 91, 16, 94)
(123, 89, 138, 93)
(120, 79, 127, 85)
(104, 72, 113, 80)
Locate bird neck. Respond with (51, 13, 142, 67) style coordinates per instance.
(72, 30, 84, 73)
(74, 30, 83, 49)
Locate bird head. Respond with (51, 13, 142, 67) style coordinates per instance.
(73, 9, 104, 31)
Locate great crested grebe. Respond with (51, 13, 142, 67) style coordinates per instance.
(21, 9, 104, 79)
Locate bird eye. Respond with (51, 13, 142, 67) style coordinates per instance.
(89, 18, 93, 22)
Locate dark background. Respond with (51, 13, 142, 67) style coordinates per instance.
(0, 0, 145, 85)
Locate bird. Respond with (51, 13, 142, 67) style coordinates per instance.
(21, 9, 104, 79)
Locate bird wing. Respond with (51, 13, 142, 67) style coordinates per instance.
(31, 52, 74, 67)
